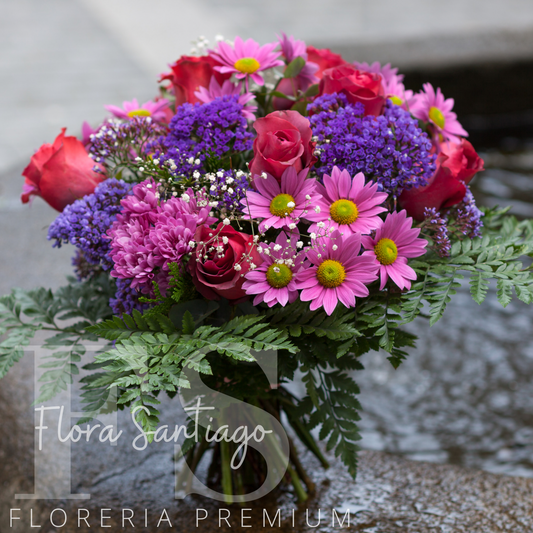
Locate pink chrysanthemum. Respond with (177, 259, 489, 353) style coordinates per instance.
(410, 83, 468, 143)
(243, 232, 307, 307)
(241, 167, 321, 233)
(209, 37, 284, 87)
(105, 98, 169, 123)
(108, 180, 216, 286)
(305, 166, 388, 237)
(362, 210, 427, 291)
(194, 78, 257, 120)
(294, 230, 379, 315)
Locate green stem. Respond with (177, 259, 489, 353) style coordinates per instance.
(288, 434, 315, 494)
(220, 439, 234, 504)
(186, 438, 209, 494)
(277, 395, 330, 468)
(286, 464, 308, 503)
(175, 444, 196, 492)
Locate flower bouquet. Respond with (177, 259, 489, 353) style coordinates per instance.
(2, 33, 533, 503)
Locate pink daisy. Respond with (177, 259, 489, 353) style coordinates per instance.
(241, 167, 321, 233)
(277, 33, 319, 90)
(243, 232, 307, 307)
(354, 61, 402, 91)
(362, 210, 427, 291)
(385, 77, 416, 110)
(305, 166, 388, 237)
(294, 230, 379, 315)
(209, 37, 284, 87)
(194, 77, 257, 120)
(410, 83, 468, 144)
(105, 98, 169, 123)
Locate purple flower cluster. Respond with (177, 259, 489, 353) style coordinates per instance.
(423, 207, 451, 257)
(454, 188, 483, 238)
(110, 278, 149, 316)
(308, 94, 436, 195)
(206, 168, 249, 213)
(156, 96, 254, 177)
(108, 180, 216, 289)
(48, 179, 132, 269)
(87, 117, 167, 169)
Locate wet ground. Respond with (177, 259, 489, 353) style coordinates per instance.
(357, 145, 533, 477)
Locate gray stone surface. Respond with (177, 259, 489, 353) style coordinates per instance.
(2, 347, 533, 532)
(83, 0, 533, 76)
(0, 0, 155, 293)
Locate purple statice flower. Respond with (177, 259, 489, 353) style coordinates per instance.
(87, 116, 167, 171)
(308, 94, 436, 195)
(48, 178, 132, 269)
(110, 278, 149, 316)
(454, 188, 483, 238)
(155, 96, 254, 177)
(71, 249, 103, 281)
(423, 207, 451, 258)
(201, 168, 249, 213)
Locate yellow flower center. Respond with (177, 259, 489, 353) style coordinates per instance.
(270, 193, 295, 217)
(127, 109, 152, 117)
(234, 57, 261, 74)
(374, 238, 398, 265)
(429, 106, 445, 129)
(389, 96, 403, 106)
(330, 199, 359, 225)
(266, 263, 293, 288)
(316, 259, 346, 288)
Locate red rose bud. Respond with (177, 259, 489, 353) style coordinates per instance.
(21, 128, 104, 212)
(399, 139, 484, 220)
(249, 110, 317, 183)
(160, 55, 230, 106)
(188, 224, 262, 304)
(306, 46, 346, 79)
(319, 64, 385, 116)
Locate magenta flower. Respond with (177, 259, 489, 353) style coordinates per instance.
(294, 230, 379, 315)
(305, 166, 388, 237)
(241, 167, 321, 233)
(159, 188, 216, 226)
(194, 77, 257, 120)
(105, 98, 169, 123)
(362, 210, 427, 291)
(209, 37, 284, 86)
(277, 33, 319, 90)
(354, 61, 402, 91)
(243, 232, 307, 307)
(410, 83, 468, 143)
(108, 181, 216, 287)
(149, 212, 199, 270)
(109, 216, 156, 288)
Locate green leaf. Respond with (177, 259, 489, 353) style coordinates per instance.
(182, 311, 195, 334)
(283, 56, 306, 78)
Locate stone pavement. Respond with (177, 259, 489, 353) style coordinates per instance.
(2, 2, 533, 531)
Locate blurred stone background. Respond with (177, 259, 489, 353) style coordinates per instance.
(3, 1, 533, 530)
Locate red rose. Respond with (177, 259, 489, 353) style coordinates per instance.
(188, 224, 262, 304)
(399, 140, 484, 220)
(21, 128, 104, 212)
(319, 64, 385, 116)
(306, 46, 345, 79)
(160, 55, 230, 107)
(249, 111, 317, 182)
